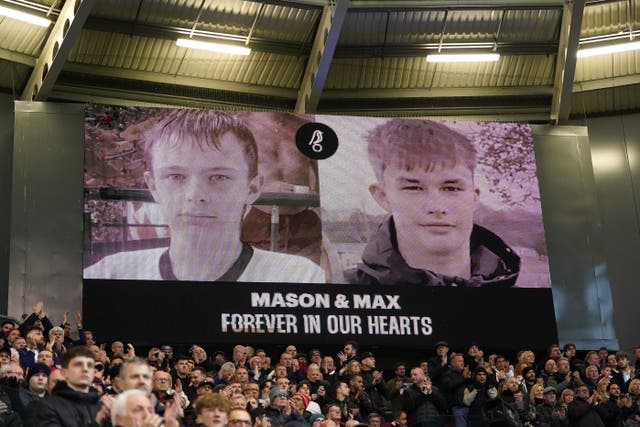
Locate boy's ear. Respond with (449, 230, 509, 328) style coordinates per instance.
(473, 187, 480, 207)
(245, 174, 264, 206)
(369, 184, 391, 213)
(144, 171, 158, 202)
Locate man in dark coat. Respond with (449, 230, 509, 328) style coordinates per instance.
(402, 367, 448, 427)
(568, 385, 606, 427)
(33, 346, 112, 426)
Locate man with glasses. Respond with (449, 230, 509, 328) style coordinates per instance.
(266, 386, 304, 427)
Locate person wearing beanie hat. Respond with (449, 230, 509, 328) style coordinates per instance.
(463, 366, 497, 427)
(292, 392, 310, 413)
(267, 385, 305, 427)
(428, 341, 450, 387)
(309, 413, 326, 426)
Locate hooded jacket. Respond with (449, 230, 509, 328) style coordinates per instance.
(348, 217, 520, 287)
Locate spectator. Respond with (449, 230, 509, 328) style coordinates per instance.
(567, 385, 606, 427)
(520, 366, 537, 394)
(382, 410, 408, 427)
(229, 408, 253, 427)
(529, 383, 545, 405)
(193, 392, 230, 427)
(402, 366, 447, 427)
(427, 342, 449, 387)
(321, 356, 338, 383)
(33, 345, 112, 426)
(111, 388, 175, 427)
(359, 352, 389, 417)
(612, 351, 633, 392)
(548, 358, 584, 394)
(388, 362, 408, 417)
(338, 341, 359, 368)
(535, 386, 568, 427)
(441, 354, 470, 427)
(18, 326, 46, 371)
(584, 365, 601, 393)
(598, 383, 623, 427)
(463, 367, 497, 427)
(0, 348, 10, 368)
(266, 386, 304, 427)
(498, 376, 530, 425)
(327, 380, 353, 423)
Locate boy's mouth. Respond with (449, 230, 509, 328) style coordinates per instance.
(419, 222, 455, 233)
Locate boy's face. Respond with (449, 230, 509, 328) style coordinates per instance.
(145, 132, 260, 239)
(371, 162, 479, 258)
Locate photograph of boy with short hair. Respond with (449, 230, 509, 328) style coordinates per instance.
(346, 118, 521, 287)
(84, 109, 325, 283)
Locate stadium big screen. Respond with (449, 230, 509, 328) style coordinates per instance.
(82, 105, 557, 348)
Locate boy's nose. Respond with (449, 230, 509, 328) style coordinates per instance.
(185, 179, 208, 203)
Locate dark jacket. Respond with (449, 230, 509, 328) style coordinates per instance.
(464, 382, 497, 427)
(347, 218, 520, 287)
(500, 390, 531, 424)
(441, 369, 469, 408)
(567, 397, 606, 427)
(361, 368, 389, 413)
(33, 381, 101, 427)
(536, 401, 569, 427)
(265, 404, 305, 427)
(597, 398, 622, 427)
(402, 384, 448, 427)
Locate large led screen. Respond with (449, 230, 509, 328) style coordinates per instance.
(83, 105, 556, 348)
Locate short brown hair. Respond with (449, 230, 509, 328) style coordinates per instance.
(60, 346, 95, 368)
(367, 119, 476, 182)
(144, 109, 259, 179)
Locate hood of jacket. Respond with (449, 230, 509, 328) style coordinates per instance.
(352, 217, 520, 287)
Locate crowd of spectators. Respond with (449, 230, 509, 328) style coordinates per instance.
(0, 301, 639, 427)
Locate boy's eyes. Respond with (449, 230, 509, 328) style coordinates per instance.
(400, 185, 464, 192)
(164, 174, 230, 182)
(210, 174, 230, 182)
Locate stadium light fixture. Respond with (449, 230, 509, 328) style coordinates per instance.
(577, 40, 640, 58)
(426, 53, 500, 63)
(176, 38, 251, 56)
(0, 5, 51, 27)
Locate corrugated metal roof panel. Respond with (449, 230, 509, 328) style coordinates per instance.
(572, 85, 640, 115)
(0, 19, 48, 56)
(89, 0, 318, 43)
(326, 55, 555, 89)
(68, 29, 304, 89)
(575, 50, 640, 82)
(581, 1, 638, 38)
(339, 8, 561, 45)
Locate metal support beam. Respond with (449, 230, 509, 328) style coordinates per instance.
(295, 0, 349, 114)
(21, 0, 95, 101)
(573, 74, 640, 92)
(61, 62, 298, 98)
(0, 48, 35, 67)
(348, 0, 564, 9)
(322, 86, 553, 98)
(550, 0, 585, 124)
